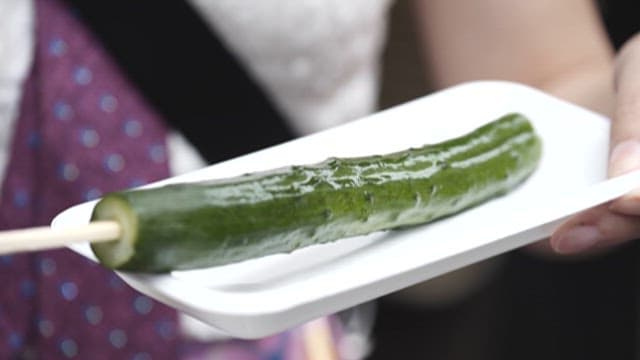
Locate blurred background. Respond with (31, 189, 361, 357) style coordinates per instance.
(368, 1, 640, 359)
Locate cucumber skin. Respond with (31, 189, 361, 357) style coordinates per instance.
(91, 113, 542, 273)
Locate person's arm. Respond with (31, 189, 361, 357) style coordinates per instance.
(551, 33, 640, 254)
(411, 0, 615, 115)
(389, 1, 618, 304)
(411, 0, 634, 257)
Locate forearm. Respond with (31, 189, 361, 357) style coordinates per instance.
(411, 0, 615, 115)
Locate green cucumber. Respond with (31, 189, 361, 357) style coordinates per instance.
(90, 113, 542, 273)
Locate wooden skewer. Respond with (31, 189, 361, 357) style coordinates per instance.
(0, 221, 121, 255)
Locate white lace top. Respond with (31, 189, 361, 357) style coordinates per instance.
(0, 0, 393, 177)
(189, 0, 393, 135)
(0, 0, 34, 185)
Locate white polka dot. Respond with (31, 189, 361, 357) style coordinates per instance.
(109, 274, 126, 289)
(0, 255, 12, 265)
(39, 258, 57, 275)
(155, 320, 175, 340)
(38, 319, 55, 338)
(79, 129, 100, 148)
(129, 178, 147, 188)
(8, 332, 23, 349)
(85, 305, 103, 325)
(109, 329, 128, 349)
(59, 163, 80, 181)
(49, 38, 67, 56)
(20, 280, 36, 298)
(73, 66, 92, 85)
(149, 145, 166, 164)
(60, 281, 78, 301)
(12, 189, 29, 208)
(27, 131, 41, 148)
(133, 296, 153, 315)
(99, 94, 118, 112)
(124, 119, 143, 138)
(84, 188, 103, 201)
(60, 339, 78, 358)
(54, 101, 74, 121)
(132, 353, 151, 360)
(105, 154, 125, 172)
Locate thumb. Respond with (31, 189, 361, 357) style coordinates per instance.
(609, 33, 640, 165)
(608, 33, 640, 214)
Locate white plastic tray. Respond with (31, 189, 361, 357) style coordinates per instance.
(52, 81, 640, 339)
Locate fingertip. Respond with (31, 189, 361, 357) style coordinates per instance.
(549, 225, 601, 254)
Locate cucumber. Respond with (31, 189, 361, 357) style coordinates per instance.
(90, 113, 542, 273)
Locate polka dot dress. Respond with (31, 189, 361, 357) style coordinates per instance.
(0, 0, 300, 359)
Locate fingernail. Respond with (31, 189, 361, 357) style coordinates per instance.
(609, 140, 640, 177)
(552, 225, 601, 254)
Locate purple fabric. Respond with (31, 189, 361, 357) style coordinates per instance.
(0, 0, 308, 358)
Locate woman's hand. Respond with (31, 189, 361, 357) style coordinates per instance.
(551, 33, 640, 254)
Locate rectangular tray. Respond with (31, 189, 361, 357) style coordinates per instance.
(52, 81, 640, 339)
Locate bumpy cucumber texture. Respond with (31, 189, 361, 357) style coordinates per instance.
(91, 113, 542, 273)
